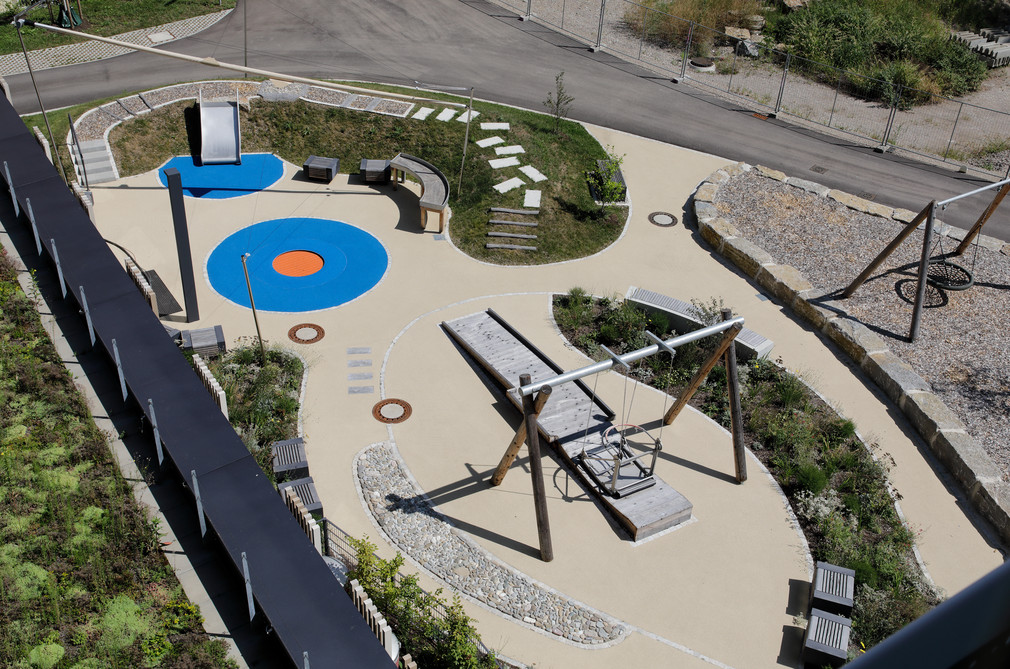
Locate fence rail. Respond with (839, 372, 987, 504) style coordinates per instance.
(494, 0, 1010, 179)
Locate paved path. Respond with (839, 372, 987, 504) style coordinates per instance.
(4, 0, 1008, 240)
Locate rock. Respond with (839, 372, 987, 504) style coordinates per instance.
(725, 27, 751, 42)
(785, 176, 830, 198)
(745, 14, 766, 31)
(737, 39, 761, 58)
(756, 164, 788, 181)
(828, 189, 893, 219)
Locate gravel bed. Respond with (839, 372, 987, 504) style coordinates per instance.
(356, 443, 626, 645)
(374, 99, 413, 116)
(349, 95, 374, 110)
(117, 96, 149, 116)
(713, 171, 1010, 477)
(303, 87, 349, 106)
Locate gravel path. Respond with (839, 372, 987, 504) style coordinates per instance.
(712, 171, 1010, 477)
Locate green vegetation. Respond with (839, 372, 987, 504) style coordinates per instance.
(0, 0, 236, 55)
(552, 288, 939, 651)
(767, 0, 995, 102)
(205, 343, 303, 484)
(347, 536, 496, 669)
(585, 145, 626, 206)
(624, 0, 762, 44)
(0, 249, 234, 666)
(542, 71, 575, 135)
(105, 87, 622, 265)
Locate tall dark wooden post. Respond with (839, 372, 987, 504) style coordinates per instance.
(164, 167, 199, 322)
(520, 373, 553, 562)
(722, 309, 747, 483)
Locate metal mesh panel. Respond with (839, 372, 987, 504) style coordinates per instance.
(944, 100, 1010, 177)
(823, 71, 894, 144)
(602, 0, 686, 74)
(532, 0, 600, 44)
(776, 54, 846, 127)
(727, 43, 787, 112)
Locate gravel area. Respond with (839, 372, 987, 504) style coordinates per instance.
(349, 95, 373, 110)
(302, 87, 350, 107)
(356, 442, 627, 645)
(713, 171, 1010, 477)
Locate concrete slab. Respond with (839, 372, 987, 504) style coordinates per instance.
(493, 176, 525, 193)
(476, 136, 504, 148)
(457, 109, 480, 122)
(488, 156, 520, 169)
(520, 164, 547, 183)
(480, 122, 510, 130)
(412, 106, 435, 120)
(524, 189, 541, 208)
(495, 145, 525, 155)
(436, 108, 457, 121)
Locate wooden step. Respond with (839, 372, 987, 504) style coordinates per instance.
(489, 207, 539, 216)
(488, 231, 537, 240)
(489, 218, 538, 228)
(486, 243, 537, 251)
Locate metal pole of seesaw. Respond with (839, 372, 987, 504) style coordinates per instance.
(908, 202, 937, 343)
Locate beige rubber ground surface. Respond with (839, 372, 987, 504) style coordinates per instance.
(89, 124, 1004, 668)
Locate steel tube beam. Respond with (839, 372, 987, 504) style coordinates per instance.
(938, 178, 1010, 207)
(519, 317, 745, 396)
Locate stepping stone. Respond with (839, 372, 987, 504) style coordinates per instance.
(524, 190, 542, 208)
(457, 109, 480, 122)
(481, 122, 510, 130)
(494, 177, 526, 193)
(412, 106, 435, 120)
(436, 108, 457, 121)
(495, 145, 525, 156)
(476, 136, 504, 148)
(519, 165, 547, 183)
(489, 156, 520, 169)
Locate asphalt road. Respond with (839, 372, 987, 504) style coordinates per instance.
(7, 0, 1009, 240)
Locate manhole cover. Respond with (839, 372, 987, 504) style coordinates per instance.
(858, 191, 876, 201)
(810, 165, 827, 174)
(690, 57, 714, 68)
(288, 323, 325, 344)
(372, 399, 412, 424)
(649, 211, 679, 227)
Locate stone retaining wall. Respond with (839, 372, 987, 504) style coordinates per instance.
(694, 163, 1010, 545)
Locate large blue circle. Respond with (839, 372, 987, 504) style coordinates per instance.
(159, 154, 284, 199)
(207, 218, 388, 312)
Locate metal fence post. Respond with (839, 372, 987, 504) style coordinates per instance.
(592, 0, 606, 52)
(773, 53, 790, 116)
(25, 198, 41, 256)
(79, 286, 95, 347)
(50, 239, 66, 298)
(676, 22, 694, 82)
(521, 0, 531, 20)
(191, 469, 207, 537)
(112, 338, 127, 401)
(3, 160, 18, 217)
(878, 84, 901, 151)
(727, 43, 738, 93)
(829, 72, 842, 128)
(242, 551, 255, 622)
(944, 101, 963, 161)
(148, 398, 164, 466)
(638, 5, 646, 60)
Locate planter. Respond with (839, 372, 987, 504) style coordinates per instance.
(588, 159, 627, 204)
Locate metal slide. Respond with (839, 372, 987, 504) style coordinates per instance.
(199, 90, 241, 165)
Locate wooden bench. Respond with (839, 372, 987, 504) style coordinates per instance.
(180, 325, 226, 358)
(802, 608, 851, 668)
(278, 476, 322, 515)
(810, 561, 855, 616)
(626, 286, 774, 360)
(271, 437, 309, 482)
(390, 152, 449, 232)
(303, 155, 339, 182)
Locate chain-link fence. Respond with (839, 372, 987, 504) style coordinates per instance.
(494, 0, 1010, 178)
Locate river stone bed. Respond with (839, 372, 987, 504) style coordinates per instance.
(712, 170, 1010, 478)
(355, 443, 626, 645)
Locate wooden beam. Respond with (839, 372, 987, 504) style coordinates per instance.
(843, 201, 932, 298)
(954, 181, 1010, 256)
(663, 323, 742, 426)
(723, 310, 747, 483)
(490, 384, 552, 486)
(520, 374, 553, 562)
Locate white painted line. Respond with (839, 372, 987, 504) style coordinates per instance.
(519, 165, 547, 182)
(524, 190, 542, 208)
(481, 122, 510, 130)
(476, 136, 504, 148)
(412, 106, 435, 120)
(457, 109, 480, 122)
(494, 177, 526, 193)
(489, 156, 520, 169)
(436, 108, 457, 122)
(495, 145, 525, 156)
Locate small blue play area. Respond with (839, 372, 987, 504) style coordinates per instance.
(159, 153, 284, 198)
(206, 217, 389, 312)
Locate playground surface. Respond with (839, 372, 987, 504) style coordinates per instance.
(86, 120, 1005, 668)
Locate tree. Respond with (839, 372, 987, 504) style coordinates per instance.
(542, 71, 574, 135)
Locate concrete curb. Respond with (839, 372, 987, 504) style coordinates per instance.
(693, 162, 1010, 546)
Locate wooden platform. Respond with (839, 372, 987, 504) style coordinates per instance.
(442, 309, 693, 540)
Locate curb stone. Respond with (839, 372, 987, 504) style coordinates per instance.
(693, 162, 1010, 546)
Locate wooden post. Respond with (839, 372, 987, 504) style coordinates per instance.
(722, 309, 747, 483)
(520, 373, 553, 562)
(490, 384, 552, 486)
(663, 323, 742, 426)
(843, 202, 932, 298)
(954, 181, 1010, 255)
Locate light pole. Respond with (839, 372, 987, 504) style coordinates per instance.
(240, 253, 267, 366)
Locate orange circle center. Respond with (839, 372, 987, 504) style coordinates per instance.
(272, 250, 324, 277)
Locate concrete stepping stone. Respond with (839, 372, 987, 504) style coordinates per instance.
(457, 109, 480, 122)
(519, 165, 547, 183)
(494, 177, 526, 193)
(412, 106, 435, 120)
(436, 108, 457, 121)
(495, 145, 525, 156)
(476, 136, 504, 148)
(524, 190, 542, 208)
(481, 122, 510, 130)
(489, 156, 520, 169)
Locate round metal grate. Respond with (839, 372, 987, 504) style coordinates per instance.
(372, 399, 412, 424)
(288, 323, 325, 344)
(648, 211, 678, 227)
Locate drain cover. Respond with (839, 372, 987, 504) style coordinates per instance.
(858, 192, 876, 201)
(372, 399, 412, 424)
(649, 211, 679, 227)
(810, 165, 827, 174)
(288, 323, 325, 344)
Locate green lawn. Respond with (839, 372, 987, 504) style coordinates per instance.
(0, 0, 236, 55)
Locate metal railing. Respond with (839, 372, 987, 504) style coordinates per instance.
(492, 0, 1010, 179)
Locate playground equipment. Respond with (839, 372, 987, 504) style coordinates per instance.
(843, 178, 1010, 342)
(198, 89, 241, 165)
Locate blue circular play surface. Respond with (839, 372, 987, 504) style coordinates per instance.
(207, 218, 388, 312)
(159, 153, 284, 199)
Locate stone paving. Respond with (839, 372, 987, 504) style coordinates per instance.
(0, 9, 233, 76)
(355, 442, 627, 646)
